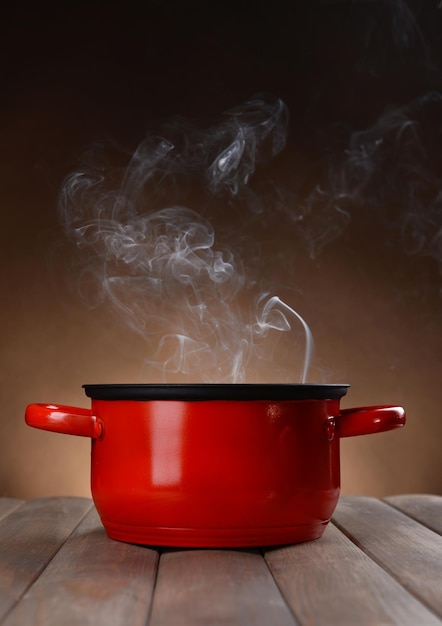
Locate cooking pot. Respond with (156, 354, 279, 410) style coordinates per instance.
(25, 384, 405, 547)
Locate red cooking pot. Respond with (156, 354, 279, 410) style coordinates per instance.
(25, 384, 405, 547)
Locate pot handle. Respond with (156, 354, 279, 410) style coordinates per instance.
(25, 404, 103, 439)
(337, 405, 405, 438)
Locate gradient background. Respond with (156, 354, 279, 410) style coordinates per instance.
(1, 0, 441, 499)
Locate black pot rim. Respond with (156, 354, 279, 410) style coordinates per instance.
(83, 383, 350, 401)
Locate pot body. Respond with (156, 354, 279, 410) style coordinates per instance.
(90, 398, 340, 546)
(25, 387, 405, 547)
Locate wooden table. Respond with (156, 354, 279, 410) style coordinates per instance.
(0, 494, 441, 625)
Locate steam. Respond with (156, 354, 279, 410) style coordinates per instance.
(59, 89, 442, 384)
(58, 1, 442, 383)
(342, 93, 442, 266)
(59, 95, 313, 383)
(271, 93, 442, 271)
(253, 0, 442, 272)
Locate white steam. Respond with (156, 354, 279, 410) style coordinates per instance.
(58, 25, 442, 386)
(345, 94, 442, 264)
(272, 92, 442, 270)
(59, 95, 313, 383)
(331, 93, 442, 269)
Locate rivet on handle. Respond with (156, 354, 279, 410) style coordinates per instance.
(325, 417, 336, 442)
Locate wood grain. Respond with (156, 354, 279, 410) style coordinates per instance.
(3, 506, 159, 626)
(0, 500, 23, 523)
(0, 497, 92, 622)
(383, 494, 442, 535)
(149, 549, 297, 626)
(333, 495, 442, 619)
(265, 522, 440, 626)
(1, 495, 441, 626)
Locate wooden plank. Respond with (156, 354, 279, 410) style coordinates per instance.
(265, 521, 441, 625)
(0, 497, 92, 622)
(383, 494, 442, 535)
(333, 495, 442, 619)
(0, 499, 24, 522)
(149, 549, 297, 626)
(3, 507, 159, 626)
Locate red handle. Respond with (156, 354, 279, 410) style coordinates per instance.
(337, 405, 405, 438)
(25, 404, 103, 439)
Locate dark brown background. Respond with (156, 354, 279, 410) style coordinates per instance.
(1, 0, 441, 498)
